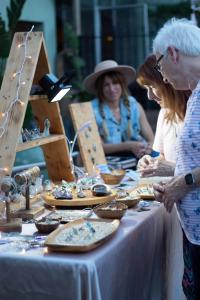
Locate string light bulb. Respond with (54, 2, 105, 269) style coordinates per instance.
(12, 72, 18, 78)
(0, 25, 34, 140)
(17, 43, 25, 48)
(0, 167, 9, 173)
(16, 99, 24, 106)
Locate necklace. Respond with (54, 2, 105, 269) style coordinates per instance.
(110, 107, 120, 113)
(111, 107, 121, 122)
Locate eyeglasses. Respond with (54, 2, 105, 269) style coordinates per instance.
(154, 54, 164, 72)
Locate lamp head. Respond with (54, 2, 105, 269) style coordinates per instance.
(39, 73, 71, 103)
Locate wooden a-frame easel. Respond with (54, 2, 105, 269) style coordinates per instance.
(0, 31, 74, 183)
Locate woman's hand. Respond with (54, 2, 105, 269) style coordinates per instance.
(129, 141, 152, 158)
(137, 155, 154, 169)
(138, 158, 175, 177)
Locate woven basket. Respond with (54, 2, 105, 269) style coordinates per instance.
(100, 169, 125, 185)
(94, 201, 127, 219)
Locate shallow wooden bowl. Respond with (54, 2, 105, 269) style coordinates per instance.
(116, 196, 140, 208)
(100, 169, 125, 185)
(94, 201, 127, 219)
(35, 219, 60, 234)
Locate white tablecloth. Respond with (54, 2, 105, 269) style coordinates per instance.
(0, 204, 185, 300)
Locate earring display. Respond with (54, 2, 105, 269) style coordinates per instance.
(85, 131, 89, 139)
(91, 157, 95, 164)
(69, 102, 107, 175)
(92, 144, 97, 152)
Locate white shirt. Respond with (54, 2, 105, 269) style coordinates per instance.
(153, 108, 183, 162)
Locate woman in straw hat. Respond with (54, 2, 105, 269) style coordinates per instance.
(83, 60, 154, 158)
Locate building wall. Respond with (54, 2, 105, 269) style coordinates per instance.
(0, 0, 57, 72)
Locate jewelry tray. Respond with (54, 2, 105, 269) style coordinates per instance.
(43, 189, 116, 207)
(44, 218, 119, 252)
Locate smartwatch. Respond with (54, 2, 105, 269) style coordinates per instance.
(185, 173, 195, 185)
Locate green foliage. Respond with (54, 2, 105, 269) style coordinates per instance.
(7, 0, 26, 33)
(0, 0, 26, 86)
(63, 23, 92, 102)
(149, 1, 191, 37)
(0, 16, 11, 57)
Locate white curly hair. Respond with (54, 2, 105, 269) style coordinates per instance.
(153, 18, 200, 56)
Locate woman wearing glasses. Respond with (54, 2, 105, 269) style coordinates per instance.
(137, 54, 190, 176)
(137, 54, 193, 300)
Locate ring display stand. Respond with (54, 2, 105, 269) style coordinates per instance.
(0, 179, 22, 232)
(11, 167, 44, 220)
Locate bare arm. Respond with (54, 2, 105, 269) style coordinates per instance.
(137, 103, 154, 146)
(102, 141, 151, 158)
(138, 157, 175, 177)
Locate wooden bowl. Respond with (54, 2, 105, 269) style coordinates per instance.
(35, 219, 60, 234)
(116, 196, 140, 208)
(94, 201, 127, 219)
(100, 169, 125, 185)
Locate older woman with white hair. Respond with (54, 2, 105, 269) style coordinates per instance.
(153, 18, 200, 300)
(83, 60, 154, 159)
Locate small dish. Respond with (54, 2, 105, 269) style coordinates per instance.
(91, 184, 111, 197)
(94, 201, 127, 219)
(35, 219, 60, 234)
(116, 195, 140, 208)
(100, 169, 125, 185)
(130, 185, 154, 200)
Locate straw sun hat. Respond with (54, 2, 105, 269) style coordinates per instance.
(83, 60, 136, 94)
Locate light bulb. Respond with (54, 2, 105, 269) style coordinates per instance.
(17, 99, 24, 106)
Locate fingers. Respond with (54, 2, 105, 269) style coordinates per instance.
(153, 183, 165, 193)
(144, 146, 153, 155)
(153, 189, 164, 202)
(137, 155, 153, 169)
(163, 197, 174, 213)
(140, 168, 156, 177)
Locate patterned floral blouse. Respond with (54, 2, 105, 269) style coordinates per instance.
(175, 80, 200, 245)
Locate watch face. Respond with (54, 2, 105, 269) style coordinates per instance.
(185, 173, 194, 185)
